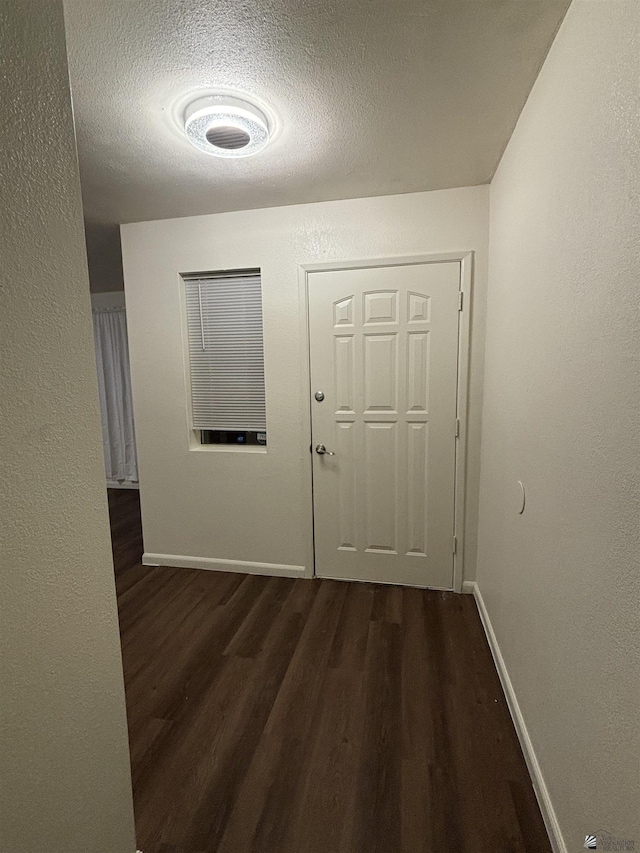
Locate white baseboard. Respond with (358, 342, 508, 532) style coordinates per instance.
(107, 479, 139, 489)
(142, 552, 309, 579)
(461, 580, 475, 594)
(469, 582, 566, 853)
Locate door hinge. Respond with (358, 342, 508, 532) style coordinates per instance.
(458, 291, 464, 311)
(452, 536, 458, 554)
(455, 418, 460, 438)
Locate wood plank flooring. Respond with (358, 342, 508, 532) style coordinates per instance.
(108, 488, 551, 853)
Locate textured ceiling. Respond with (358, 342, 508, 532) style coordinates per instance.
(64, 0, 570, 226)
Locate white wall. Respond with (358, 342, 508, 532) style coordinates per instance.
(0, 3, 136, 852)
(477, 0, 640, 848)
(121, 186, 488, 582)
(85, 219, 125, 292)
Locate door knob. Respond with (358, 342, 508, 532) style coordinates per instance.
(315, 444, 335, 456)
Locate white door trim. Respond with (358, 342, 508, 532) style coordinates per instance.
(298, 251, 473, 592)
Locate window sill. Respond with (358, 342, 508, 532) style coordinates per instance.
(189, 441, 267, 454)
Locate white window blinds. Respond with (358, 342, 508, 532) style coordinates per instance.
(184, 269, 266, 431)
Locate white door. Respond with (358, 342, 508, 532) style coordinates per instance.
(308, 262, 461, 588)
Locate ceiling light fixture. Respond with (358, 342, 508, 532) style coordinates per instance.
(184, 95, 271, 158)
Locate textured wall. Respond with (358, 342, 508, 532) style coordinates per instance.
(0, 4, 136, 852)
(121, 186, 488, 584)
(477, 0, 640, 847)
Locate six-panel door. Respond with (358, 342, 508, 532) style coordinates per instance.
(308, 262, 460, 588)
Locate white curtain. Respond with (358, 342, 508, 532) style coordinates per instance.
(92, 308, 138, 482)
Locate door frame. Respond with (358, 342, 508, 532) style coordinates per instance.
(298, 251, 473, 593)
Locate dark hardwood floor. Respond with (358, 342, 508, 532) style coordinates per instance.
(108, 488, 551, 853)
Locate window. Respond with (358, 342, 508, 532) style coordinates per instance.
(183, 269, 266, 445)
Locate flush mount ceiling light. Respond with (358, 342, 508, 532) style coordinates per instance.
(184, 95, 271, 158)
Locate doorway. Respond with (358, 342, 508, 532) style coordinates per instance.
(306, 257, 469, 589)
